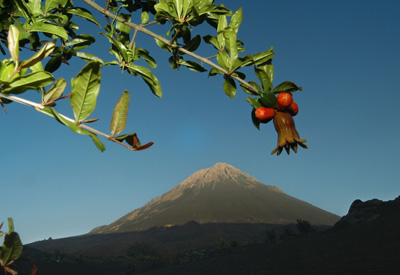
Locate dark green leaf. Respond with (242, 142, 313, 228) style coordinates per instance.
(223, 76, 236, 99)
(255, 67, 272, 92)
(127, 64, 162, 98)
(203, 35, 219, 50)
(180, 60, 207, 72)
(183, 35, 201, 52)
(45, 53, 62, 73)
(240, 81, 261, 95)
(246, 96, 262, 109)
(251, 108, 261, 130)
(260, 90, 277, 108)
(67, 7, 101, 27)
(75, 52, 104, 63)
(154, 38, 173, 53)
(1, 232, 23, 264)
(110, 90, 130, 136)
(272, 81, 303, 94)
(253, 47, 275, 66)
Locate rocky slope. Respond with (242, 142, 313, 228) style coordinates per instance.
(91, 163, 339, 234)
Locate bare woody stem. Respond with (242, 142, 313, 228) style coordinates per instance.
(82, 0, 258, 94)
(0, 93, 133, 150)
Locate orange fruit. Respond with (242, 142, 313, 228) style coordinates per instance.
(255, 107, 276, 123)
(288, 101, 299, 116)
(277, 92, 293, 107)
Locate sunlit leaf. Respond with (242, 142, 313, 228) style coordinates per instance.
(141, 11, 149, 24)
(110, 90, 130, 136)
(180, 60, 207, 72)
(229, 8, 242, 33)
(8, 25, 19, 67)
(43, 78, 66, 104)
(20, 42, 55, 69)
(3, 71, 55, 94)
(70, 62, 101, 123)
(29, 22, 68, 40)
(44, 0, 64, 13)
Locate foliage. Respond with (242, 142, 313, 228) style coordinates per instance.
(0, 218, 23, 275)
(0, 0, 305, 154)
(296, 219, 316, 235)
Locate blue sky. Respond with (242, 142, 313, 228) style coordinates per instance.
(2, 1, 400, 244)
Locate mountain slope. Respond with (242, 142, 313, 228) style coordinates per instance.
(91, 163, 339, 234)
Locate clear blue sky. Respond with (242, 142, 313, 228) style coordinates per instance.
(2, 1, 400, 244)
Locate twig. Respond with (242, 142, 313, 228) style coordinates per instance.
(82, 0, 258, 94)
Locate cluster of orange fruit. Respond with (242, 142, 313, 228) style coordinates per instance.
(254, 92, 298, 123)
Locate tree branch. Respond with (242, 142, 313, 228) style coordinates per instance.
(82, 0, 258, 93)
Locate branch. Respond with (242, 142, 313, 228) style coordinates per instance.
(82, 0, 258, 93)
(0, 93, 133, 150)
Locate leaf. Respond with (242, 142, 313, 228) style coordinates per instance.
(229, 8, 242, 33)
(216, 51, 230, 70)
(180, 60, 207, 72)
(240, 81, 261, 95)
(3, 71, 55, 94)
(137, 48, 157, 68)
(223, 76, 236, 99)
(20, 42, 55, 69)
(115, 133, 154, 151)
(253, 47, 275, 66)
(67, 7, 101, 27)
(43, 78, 66, 104)
(44, 0, 64, 13)
(8, 25, 19, 66)
(272, 81, 302, 94)
(255, 67, 272, 92)
(70, 62, 101, 123)
(40, 107, 106, 152)
(224, 28, 238, 63)
(154, 38, 173, 53)
(75, 52, 104, 63)
(100, 32, 129, 62)
(29, 22, 68, 41)
(203, 35, 219, 50)
(127, 64, 162, 98)
(65, 34, 95, 48)
(141, 11, 149, 24)
(183, 35, 201, 52)
(110, 90, 130, 136)
(260, 90, 277, 108)
(27, 0, 41, 16)
(246, 96, 262, 109)
(1, 232, 23, 264)
(251, 108, 261, 130)
(44, 53, 62, 73)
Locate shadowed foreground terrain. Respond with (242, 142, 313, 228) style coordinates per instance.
(16, 196, 400, 274)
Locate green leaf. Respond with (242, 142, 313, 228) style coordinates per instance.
(137, 48, 157, 68)
(240, 81, 261, 95)
(216, 51, 230, 70)
(180, 60, 207, 72)
(20, 42, 55, 69)
(27, 0, 41, 16)
(155, 38, 173, 53)
(255, 67, 272, 92)
(8, 25, 19, 67)
(75, 52, 104, 63)
(1, 232, 23, 264)
(45, 53, 62, 73)
(183, 35, 201, 52)
(70, 62, 101, 123)
(110, 90, 130, 136)
(141, 11, 149, 24)
(224, 28, 238, 62)
(3, 71, 55, 94)
(223, 76, 236, 99)
(272, 81, 302, 94)
(45, 0, 64, 13)
(29, 22, 68, 41)
(100, 32, 129, 62)
(40, 107, 106, 152)
(246, 96, 262, 109)
(127, 64, 162, 98)
(229, 8, 242, 33)
(67, 7, 101, 28)
(65, 34, 95, 49)
(251, 108, 261, 130)
(260, 90, 277, 108)
(208, 67, 224, 77)
(253, 47, 275, 66)
(203, 35, 219, 50)
(43, 78, 66, 104)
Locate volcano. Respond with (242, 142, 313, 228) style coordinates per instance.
(90, 163, 339, 234)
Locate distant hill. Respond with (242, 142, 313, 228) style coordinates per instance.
(90, 162, 339, 234)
